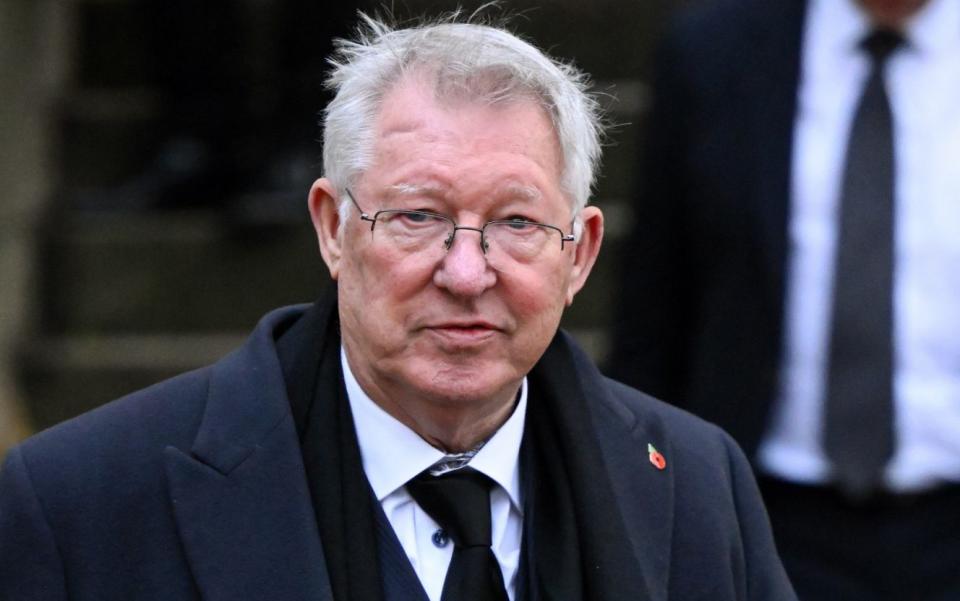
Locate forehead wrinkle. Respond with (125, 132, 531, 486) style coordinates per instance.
(499, 183, 541, 201)
(386, 182, 447, 197)
(386, 182, 546, 205)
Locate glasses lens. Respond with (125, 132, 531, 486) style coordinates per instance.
(374, 210, 452, 252)
(484, 221, 558, 262)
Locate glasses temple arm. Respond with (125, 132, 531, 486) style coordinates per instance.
(345, 187, 376, 230)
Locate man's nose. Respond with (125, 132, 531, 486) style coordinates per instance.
(432, 227, 497, 296)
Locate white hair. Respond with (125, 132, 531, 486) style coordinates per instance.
(321, 12, 605, 226)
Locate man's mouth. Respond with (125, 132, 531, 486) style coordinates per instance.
(425, 321, 501, 345)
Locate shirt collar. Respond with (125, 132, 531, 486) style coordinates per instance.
(807, 0, 873, 61)
(342, 347, 526, 512)
(904, 0, 960, 55)
(464, 379, 526, 513)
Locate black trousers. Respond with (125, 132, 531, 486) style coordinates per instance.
(760, 476, 960, 601)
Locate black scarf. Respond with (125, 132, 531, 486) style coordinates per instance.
(276, 294, 646, 601)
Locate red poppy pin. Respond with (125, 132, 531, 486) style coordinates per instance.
(648, 443, 667, 470)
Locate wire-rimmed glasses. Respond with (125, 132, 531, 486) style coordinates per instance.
(345, 188, 576, 266)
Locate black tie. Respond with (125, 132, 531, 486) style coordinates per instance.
(406, 468, 508, 601)
(824, 29, 905, 498)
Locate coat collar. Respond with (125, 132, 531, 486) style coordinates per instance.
(533, 331, 675, 601)
(164, 304, 334, 601)
(164, 300, 675, 600)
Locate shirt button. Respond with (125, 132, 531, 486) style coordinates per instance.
(432, 529, 449, 548)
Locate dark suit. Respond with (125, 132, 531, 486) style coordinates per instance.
(1, 304, 795, 600)
(607, 1, 960, 598)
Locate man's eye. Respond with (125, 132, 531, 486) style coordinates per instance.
(391, 211, 446, 228)
(403, 211, 432, 223)
(502, 216, 538, 230)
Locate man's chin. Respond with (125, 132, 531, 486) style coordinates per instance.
(402, 360, 521, 407)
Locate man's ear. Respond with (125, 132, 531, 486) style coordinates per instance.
(565, 205, 604, 306)
(308, 178, 343, 281)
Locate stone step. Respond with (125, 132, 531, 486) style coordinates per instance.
(17, 331, 246, 431)
(37, 210, 331, 334)
(73, 0, 156, 89)
(57, 87, 163, 188)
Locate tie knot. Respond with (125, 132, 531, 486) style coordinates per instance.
(406, 467, 494, 548)
(860, 28, 905, 63)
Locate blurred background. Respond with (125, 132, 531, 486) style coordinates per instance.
(0, 0, 676, 455)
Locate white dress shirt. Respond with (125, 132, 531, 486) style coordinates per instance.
(758, 0, 960, 491)
(342, 348, 525, 601)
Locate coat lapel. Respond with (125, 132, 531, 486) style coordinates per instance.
(164, 306, 333, 601)
(588, 362, 674, 601)
(543, 332, 675, 601)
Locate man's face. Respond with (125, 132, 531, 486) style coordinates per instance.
(310, 75, 602, 427)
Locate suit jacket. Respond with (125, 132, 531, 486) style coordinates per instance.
(1, 304, 795, 600)
(608, 0, 808, 456)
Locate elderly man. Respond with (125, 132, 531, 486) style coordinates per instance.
(0, 15, 795, 601)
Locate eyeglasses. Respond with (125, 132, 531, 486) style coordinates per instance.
(345, 188, 576, 266)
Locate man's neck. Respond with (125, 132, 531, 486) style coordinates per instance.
(858, 0, 930, 29)
(406, 397, 519, 453)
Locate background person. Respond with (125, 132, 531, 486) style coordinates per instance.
(609, 0, 960, 598)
